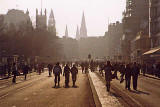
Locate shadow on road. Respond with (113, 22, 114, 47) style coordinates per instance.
(130, 90, 150, 95)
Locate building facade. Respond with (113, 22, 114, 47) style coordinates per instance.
(122, 0, 149, 62)
(0, 9, 32, 32)
(36, 8, 47, 30)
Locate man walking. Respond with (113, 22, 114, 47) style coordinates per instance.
(103, 61, 113, 92)
(23, 63, 30, 80)
(12, 63, 18, 83)
(71, 64, 78, 87)
(132, 62, 140, 90)
(124, 64, 132, 90)
(63, 64, 70, 88)
(47, 64, 53, 77)
(53, 62, 62, 88)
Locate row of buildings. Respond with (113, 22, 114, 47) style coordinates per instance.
(0, 8, 56, 35)
(105, 0, 160, 64)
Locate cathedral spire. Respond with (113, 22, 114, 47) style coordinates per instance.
(48, 9, 56, 35)
(76, 25, 80, 40)
(65, 25, 68, 38)
(50, 9, 54, 19)
(80, 12, 87, 38)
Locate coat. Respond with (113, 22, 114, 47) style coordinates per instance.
(103, 65, 113, 81)
(71, 67, 78, 81)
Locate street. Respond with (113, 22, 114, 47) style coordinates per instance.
(94, 71, 160, 107)
(0, 71, 95, 107)
(0, 69, 160, 107)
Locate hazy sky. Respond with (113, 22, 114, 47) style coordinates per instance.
(0, 0, 126, 38)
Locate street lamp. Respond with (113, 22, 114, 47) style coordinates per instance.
(149, 0, 153, 48)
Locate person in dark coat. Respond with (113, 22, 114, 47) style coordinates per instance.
(81, 62, 85, 74)
(142, 63, 147, 76)
(102, 61, 113, 92)
(47, 64, 53, 77)
(7, 64, 12, 77)
(23, 64, 30, 80)
(70, 64, 78, 87)
(12, 63, 18, 83)
(63, 64, 70, 88)
(84, 62, 89, 74)
(53, 62, 62, 88)
(124, 64, 132, 90)
(113, 63, 119, 80)
(120, 64, 126, 83)
(132, 62, 140, 90)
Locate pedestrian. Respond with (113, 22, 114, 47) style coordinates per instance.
(142, 63, 147, 76)
(53, 62, 62, 88)
(63, 64, 71, 88)
(99, 62, 104, 76)
(84, 62, 89, 74)
(124, 64, 132, 90)
(81, 62, 85, 74)
(120, 64, 125, 83)
(12, 63, 18, 83)
(7, 64, 12, 77)
(47, 64, 53, 77)
(113, 63, 119, 80)
(23, 63, 30, 80)
(70, 64, 78, 87)
(102, 61, 113, 92)
(38, 64, 42, 75)
(132, 62, 140, 90)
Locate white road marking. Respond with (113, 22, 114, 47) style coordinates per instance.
(24, 97, 29, 101)
(0, 93, 9, 99)
(0, 85, 7, 89)
(33, 92, 37, 95)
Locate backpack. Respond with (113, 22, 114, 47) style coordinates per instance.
(54, 66, 61, 74)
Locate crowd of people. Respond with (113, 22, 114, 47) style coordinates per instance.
(0, 60, 160, 92)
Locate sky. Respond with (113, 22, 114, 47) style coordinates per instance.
(0, 0, 126, 38)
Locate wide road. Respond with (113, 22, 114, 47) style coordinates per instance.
(95, 71, 160, 107)
(0, 71, 95, 107)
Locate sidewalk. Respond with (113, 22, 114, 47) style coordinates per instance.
(88, 72, 122, 107)
(0, 75, 11, 80)
(140, 73, 160, 80)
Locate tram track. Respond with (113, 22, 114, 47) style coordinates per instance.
(94, 72, 143, 107)
(0, 72, 49, 100)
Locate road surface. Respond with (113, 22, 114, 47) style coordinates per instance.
(95, 71, 160, 107)
(0, 71, 95, 107)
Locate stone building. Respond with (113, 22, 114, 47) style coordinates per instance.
(0, 9, 32, 32)
(122, 0, 149, 62)
(105, 21, 123, 61)
(142, 0, 160, 63)
(36, 8, 47, 30)
(131, 31, 151, 62)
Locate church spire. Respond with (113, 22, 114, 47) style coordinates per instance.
(65, 25, 68, 38)
(50, 9, 54, 19)
(80, 12, 87, 38)
(48, 9, 56, 35)
(76, 25, 80, 40)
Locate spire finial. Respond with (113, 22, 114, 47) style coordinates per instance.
(65, 25, 68, 38)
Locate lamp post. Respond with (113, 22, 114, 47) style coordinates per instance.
(149, 0, 153, 48)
